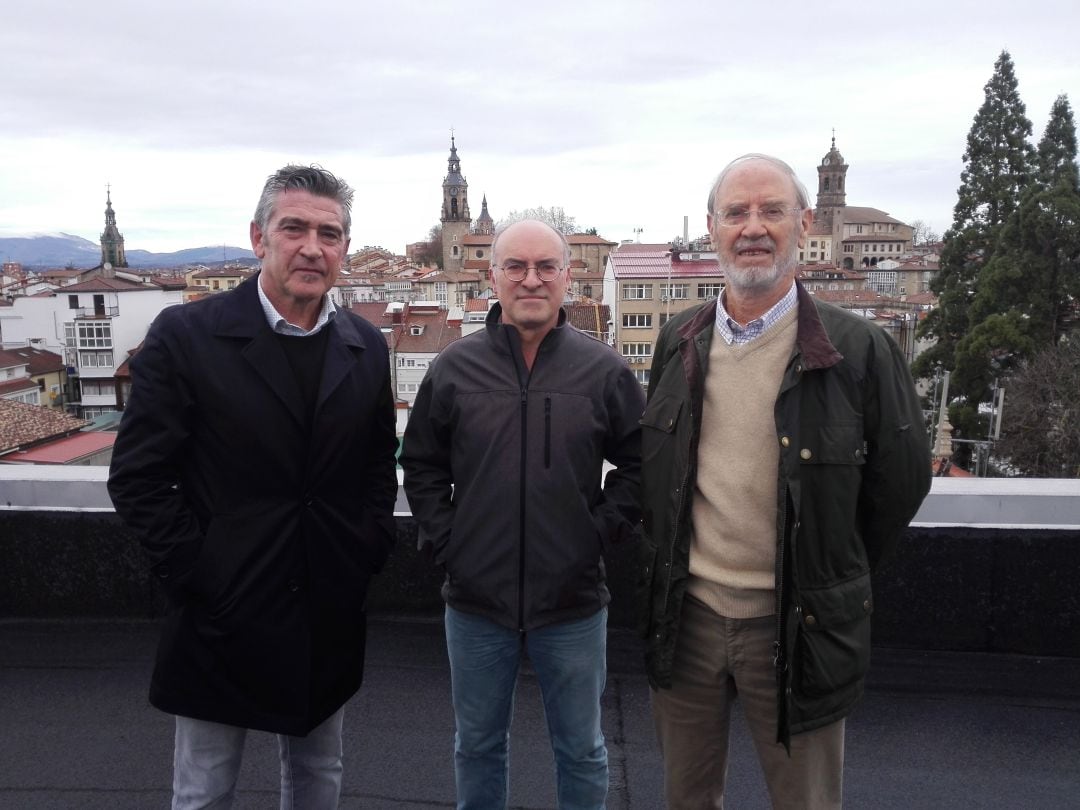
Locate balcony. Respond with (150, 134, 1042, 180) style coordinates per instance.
(74, 306, 119, 318)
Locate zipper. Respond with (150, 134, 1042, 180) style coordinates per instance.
(544, 397, 551, 469)
(505, 328, 532, 633)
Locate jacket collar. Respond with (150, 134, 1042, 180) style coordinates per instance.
(210, 273, 367, 427)
(484, 301, 568, 354)
(676, 280, 842, 370)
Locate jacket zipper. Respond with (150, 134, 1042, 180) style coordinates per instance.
(544, 397, 551, 469)
(505, 329, 532, 633)
(518, 382, 528, 632)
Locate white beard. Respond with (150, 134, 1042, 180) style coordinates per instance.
(719, 236, 798, 296)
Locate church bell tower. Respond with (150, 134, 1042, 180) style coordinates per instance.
(100, 186, 128, 270)
(814, 133, 848, 235)
(440, 135, 472, 271)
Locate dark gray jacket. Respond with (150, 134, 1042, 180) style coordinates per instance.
(401, 304, 645, 631)
(639, 283, 931, 746)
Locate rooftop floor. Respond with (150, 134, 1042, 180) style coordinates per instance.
(2, 616, 1078, 809)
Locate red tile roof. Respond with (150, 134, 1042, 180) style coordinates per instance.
(0, 399, 90, 455)
(1, 346, 63, 376)
(2, 430, 115, 464)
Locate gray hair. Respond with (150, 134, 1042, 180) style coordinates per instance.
(253, 165, 354, 237)
(706, 153, 810, 215)
(490, 219, 572, 269)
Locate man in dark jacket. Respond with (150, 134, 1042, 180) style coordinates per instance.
(401, 219, 645, 809)
(639, 154, 931, 808)
(108, 165, 398, 809)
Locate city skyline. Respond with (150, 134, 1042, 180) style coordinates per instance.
(2, 1, 1078, 254)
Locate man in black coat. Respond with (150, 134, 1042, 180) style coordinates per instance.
(108, 165, 398, 808)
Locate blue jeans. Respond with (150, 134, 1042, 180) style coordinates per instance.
(444, 606, 609, 810)
(171, 708, 345, 809)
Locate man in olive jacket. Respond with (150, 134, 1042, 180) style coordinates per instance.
(639, 154, 930, 809)
(108, 166, 398, 808)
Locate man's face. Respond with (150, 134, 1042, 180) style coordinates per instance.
(490, 221, 571, 335)
(250, 188, 350, 316)
(708, 161, 812, 297)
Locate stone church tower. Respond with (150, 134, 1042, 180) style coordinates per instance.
(440, 136, 472, 271)
(100, 187, 128, 270)
(813, 134, 848, 237)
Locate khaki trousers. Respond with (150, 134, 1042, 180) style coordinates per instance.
(651, 595, 844, 809)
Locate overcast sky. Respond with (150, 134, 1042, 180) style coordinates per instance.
(2, 0, 1078, 255)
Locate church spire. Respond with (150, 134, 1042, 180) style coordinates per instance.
(100, 184, 128, 269)
(441, 134, 472, 271)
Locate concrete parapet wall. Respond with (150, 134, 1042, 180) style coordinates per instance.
(1, 510, 1077, 658)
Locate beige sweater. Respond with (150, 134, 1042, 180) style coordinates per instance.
(687, 307, 797, 618)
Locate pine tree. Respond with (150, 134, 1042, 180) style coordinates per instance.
(956, 95, 1080, 400)
(914, 51, 1036, 400)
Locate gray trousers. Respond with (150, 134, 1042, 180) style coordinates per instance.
(651, 595, 844, 809)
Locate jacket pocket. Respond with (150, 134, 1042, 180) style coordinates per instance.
(798, 423, 866, 466)
(794, 573, 873, 698)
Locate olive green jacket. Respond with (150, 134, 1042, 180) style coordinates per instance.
(639, 282, 931, 746)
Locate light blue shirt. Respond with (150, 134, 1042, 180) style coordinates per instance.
(257, 274, 337, 336)
(715, 281, 797, 346)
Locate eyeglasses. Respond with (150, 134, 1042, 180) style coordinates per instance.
(495, 261, 565, 282)
(713, 206, 804, 228)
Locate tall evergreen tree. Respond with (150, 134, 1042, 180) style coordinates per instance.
(914, 51, 1035, 401)
(956, 95, 1080, 399)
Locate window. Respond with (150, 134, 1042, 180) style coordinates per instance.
(697, 283, 722, 299)
(80, 379, 114, 396)
(68, 295, 79, 309)
(810, 240, 818, 248)
(582, 284, 592, 298)
(77, 322, 112, 349)
(622, 342, 652, 357)
(634, 369, 650, 387)
(843, 244, 854, 253)
(659, 312, 675, 327)
(622, 314, 652, 328)
(660, 283, 688, 300)
(623, 284, 652, 300)
(79, 351, 114, 368)
(397, 382, 419, 394)
(810, 252, 818, 259)
(476, 249, 484, 259)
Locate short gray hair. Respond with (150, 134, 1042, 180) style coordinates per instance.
(490, 219, 572, 269)
(706, 153, 810, 215)
(253, 165, 354, 237)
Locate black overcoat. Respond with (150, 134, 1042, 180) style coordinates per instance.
(108, 275, 398, 735)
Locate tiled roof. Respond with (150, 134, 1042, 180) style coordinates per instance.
(0, 399, 90, 455)
(0, 377, 39, 396)
(190, 268, 251, 279)
(464, 298, 490, 312)
(350, 302, 396, 329)
(809, 289, 886, 304)
(0, 349, 31, 371)
(57, 277, 151, 292)
(5, 346, 63, 375)
(567, 234, 616, 246)
(842, 207, 907, 226)
(2, 430, 115, 464)
(393, 313, 462, 354)
(564, 303, 611, 337)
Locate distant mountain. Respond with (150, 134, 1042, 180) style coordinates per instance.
(0, 233, 255, 269)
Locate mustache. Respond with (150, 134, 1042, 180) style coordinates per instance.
(733, 236, 777, 251)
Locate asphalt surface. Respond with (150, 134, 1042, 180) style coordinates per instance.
(1, 617, 1078, 809)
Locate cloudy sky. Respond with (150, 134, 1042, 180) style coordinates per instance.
(2, 0, 1078, 255)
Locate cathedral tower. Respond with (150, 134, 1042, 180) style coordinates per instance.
(440, 135, 472, 271)
(814, 133, 848, 234)
(100, 186, 128, 270)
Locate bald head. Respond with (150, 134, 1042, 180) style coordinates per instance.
(491, 219, 571, 269)
(707, 154, 810, 216)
